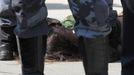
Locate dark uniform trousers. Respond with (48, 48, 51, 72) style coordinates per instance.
(121, 0, 134, 75)
(0, 0, 48, 75)
(0, 0, 113, 75)
(68, 0, 113, 75)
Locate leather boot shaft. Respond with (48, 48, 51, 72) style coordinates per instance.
(0, 26, 18, 60)
(18, 35, 47, 75)
(79, 37, 108, 75)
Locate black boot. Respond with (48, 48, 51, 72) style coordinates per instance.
(79, 37, 108, 75)
(108, 10, 121, 62)
(0, 26, 18, 60)
(108, 45, 121, 62)
(19, 35, 47, 75)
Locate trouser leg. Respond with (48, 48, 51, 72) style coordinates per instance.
(0, 0, 18, 60)
(121, 0, 134, 75)
(0, 26, 18, 60)
(19, 35, 47, 75)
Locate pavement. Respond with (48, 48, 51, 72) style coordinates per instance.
(0, 60, 121, 75)
(0, 0, 122, 75)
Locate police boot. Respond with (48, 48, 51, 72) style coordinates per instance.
(0, 26, 18, 60)
(79, 37, 108, 75)
(107, 9, 122, 62)
(19, 35, 47, 75)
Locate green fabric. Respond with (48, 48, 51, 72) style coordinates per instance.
(62, 15, 75, 29)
